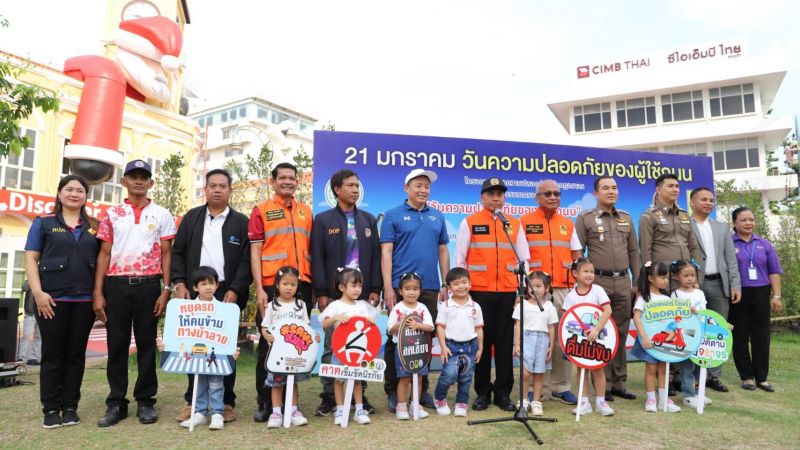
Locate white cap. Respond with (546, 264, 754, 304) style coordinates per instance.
(404, 168, 438, 185)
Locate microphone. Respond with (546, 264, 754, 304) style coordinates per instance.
(494, 209, 510, 227)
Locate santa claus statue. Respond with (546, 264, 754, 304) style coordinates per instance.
(63, 16, 183, 183)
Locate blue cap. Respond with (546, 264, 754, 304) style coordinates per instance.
(123, 159, 152, 177)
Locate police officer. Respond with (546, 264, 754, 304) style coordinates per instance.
(638, 173, 701, 266)
(575, 176, 640, 401)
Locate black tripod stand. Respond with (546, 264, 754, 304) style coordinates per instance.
(467, 214, 556, 445)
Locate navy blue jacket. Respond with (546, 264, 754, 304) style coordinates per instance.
(35, 214, 99, 298)
(310, 205, 381, 298)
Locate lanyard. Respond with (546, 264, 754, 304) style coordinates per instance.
(743, 239, 757, 268)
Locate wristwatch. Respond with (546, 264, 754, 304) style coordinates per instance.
(164, 283, 175, 293)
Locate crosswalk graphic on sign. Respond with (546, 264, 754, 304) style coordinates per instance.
(161, 354, 233, 376)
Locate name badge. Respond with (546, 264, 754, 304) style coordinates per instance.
(748, 267, 758, 280)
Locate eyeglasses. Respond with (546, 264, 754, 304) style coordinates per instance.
(538, 191, 560, 198)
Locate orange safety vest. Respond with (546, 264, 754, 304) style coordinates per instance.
(465, 208, 520, 292)
(520, 208, 574, 289)
(256, 195, 312, 285)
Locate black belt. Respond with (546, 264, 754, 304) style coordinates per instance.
(107, 275, 162, 285)
(704, 273, 721, 280)
(594, 269, 628, 278)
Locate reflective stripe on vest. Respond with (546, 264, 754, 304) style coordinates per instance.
(263, 226, 311, 239)
(468, 264, 488, 271)
(465, 210, 519, 292)
(261, 252, 288, 261)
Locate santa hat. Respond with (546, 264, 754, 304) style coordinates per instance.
(119, 16, 183, 72)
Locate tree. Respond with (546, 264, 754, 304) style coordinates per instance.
(224, 143, 274, 213)
(151, 153, 187, 216)
(772, 209, 800, 315)
(714, 179, 770, 239)
(1, 17, 60, 157)
(293, 144, 314, 205)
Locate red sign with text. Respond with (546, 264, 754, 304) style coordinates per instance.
(331, 316, 381, 367)
(0, 188, 110, 219)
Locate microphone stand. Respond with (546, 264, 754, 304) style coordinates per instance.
(467, 213, 557, 445)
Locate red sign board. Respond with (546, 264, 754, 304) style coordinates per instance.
(331, 316, 381, 367)
(0, 188, 110, 219)
(558, 303, 619, 370)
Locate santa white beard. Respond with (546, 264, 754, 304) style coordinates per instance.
(116, 48, 172, 103)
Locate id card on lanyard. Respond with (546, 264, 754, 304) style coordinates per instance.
(744, 240, 758, 281)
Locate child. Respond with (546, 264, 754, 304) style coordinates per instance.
(512, 271, 557, 417)
(158, 266, 240, 430)
(260, 266, 319, 428)
(562, 258, 615, 416)
(670, 260, 711, 408)
(631, 261, 681, 413)
(432, 268, 483, 418)
(387, 273, 436, 420)
(317, 268, 377, 425)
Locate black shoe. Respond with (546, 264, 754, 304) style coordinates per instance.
(419, 392, 436, 409)
(97, 406, 127, 427)
(27, 359, 40, 366)
(253, 403, 271, 422)
(136, 405, 158, 424)
(43, 410, 62, 429)
(611, 388, 637, 400)
(756, 382, 775, 393)
(706, 377, 729, 393)
(61, 408, 80, 426)
(605, 391, 614, 402)
(315, 394, 336, 417)
(493, 396, 516, 412)
(361, 396, 376, 415)
(472, 394, 490, 411)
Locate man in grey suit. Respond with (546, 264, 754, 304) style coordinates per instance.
(690, 187, 741, 393)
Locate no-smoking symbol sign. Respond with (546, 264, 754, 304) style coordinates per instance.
(331, 316, 382, 367)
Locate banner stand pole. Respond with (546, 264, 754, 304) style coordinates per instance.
(663, 362, 670, 413)
(576, 368, 585, 422)
(697, 367, 707, 414)
(412, 373, 419, 421)
(283, 374, 295, 428)
(341, 379, 355, 428)
(189, 373, 199, 432)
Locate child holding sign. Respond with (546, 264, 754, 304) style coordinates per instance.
(670, 260, 710, 409)
(512, 271, 557, 417)
(260, 267, 317, 429)
(631, 261, 681, 413)
(562, 258, 614, 417)
(387, 273, 435, 420)
(158, 267, 240, 430)
(318, 268, 376, 425)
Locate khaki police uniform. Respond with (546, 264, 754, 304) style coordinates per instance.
(638, 200, 701, 266)
(575, 207, 641, 392)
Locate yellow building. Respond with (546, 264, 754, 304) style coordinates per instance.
(0, 0, 199, 301)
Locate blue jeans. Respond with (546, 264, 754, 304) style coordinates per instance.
(678, 360, 699, 397)
(195, 374, 224, 415)
(434, 339, 478, 404)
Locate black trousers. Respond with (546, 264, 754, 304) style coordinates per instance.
(183, 285, 240, 406)
(730, 285, 773, 383)
(36, 300, 95, 413)
(472, 291, 516, 399)
(255, 281, 313, 408)
(104, 278, 161, 408)
(383, 289, 439, 397)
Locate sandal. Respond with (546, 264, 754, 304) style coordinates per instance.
(741, 381, 756, 391)
(756, 382, 775, 393)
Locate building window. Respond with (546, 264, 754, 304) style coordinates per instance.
(573, 103, 611, 133)
(709, 83, 755, 117)
(0, 251, 26, 301)
(198, 117, 205, 128)
(713, 138, 759, 171)
(631, 147, 659, 153)
(206, 116, 214, 126)
(257, 108, 269, 119)
(662, 91, 703, 122)
(271, 111, 290, 125)
(230, 109, 238, 120)
(616, 97, 655, 128)
(220, 112, 228, 123)
(665, 143, 707, 156)
(222, 126, 236, 140)
(239, 107, 247, 118)
(1, 128, 36, 190)
(145, 158, 163, 177)
(224, 147, 244, 158)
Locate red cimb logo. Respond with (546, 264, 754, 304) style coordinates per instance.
(577, 65, 590, 79)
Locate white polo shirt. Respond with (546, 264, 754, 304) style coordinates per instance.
(435, 297, 484, 342)
(97, 199, 176, 276)
(200, 206, 228, 282)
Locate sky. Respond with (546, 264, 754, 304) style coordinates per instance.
(2, 0, 799, 145)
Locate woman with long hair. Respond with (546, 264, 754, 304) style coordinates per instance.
(24, 175, 100, 428)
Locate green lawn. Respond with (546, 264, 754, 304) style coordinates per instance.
(1, 333, 798, 449)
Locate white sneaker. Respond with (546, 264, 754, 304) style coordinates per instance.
(434, 400, 451, 416)
(395, 406, 410, 420)
(209, 413, 224, 430)
(596, 401, 615, 416)
(291, 410, 308, 426)
(530, 401, 543, 416)
(571, 401, 592, 415)
(659, 399, 682, 413)
(683, 396, 712, 408)
(354, 409, 371, 424)
(453, 403, 468, 417)
(333, 409, 344, 425)
(645, 399, 657, 413)
(416, 407, 429, 419)
(180, 412, 206, 428)
(267, 412, 283, 428)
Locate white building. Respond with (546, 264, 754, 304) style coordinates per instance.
(547, 41, 794, 223)
(188, 97, 317, 203)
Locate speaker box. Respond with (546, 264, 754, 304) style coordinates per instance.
(0, 298, 20, 363)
